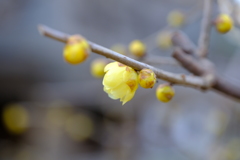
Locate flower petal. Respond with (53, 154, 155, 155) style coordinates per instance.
(121, 90, 135, 105)
(110, 84, 129, 100)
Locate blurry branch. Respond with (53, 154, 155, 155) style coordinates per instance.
(197, 0, 213, 57)
(172, 32, 240, 100)
(38, 25, 211, 89)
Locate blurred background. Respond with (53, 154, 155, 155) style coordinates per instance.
(1, 0, 240, 160)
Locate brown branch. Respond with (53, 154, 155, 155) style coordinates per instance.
(172, 32, 240, 100)
(197, 0, 213, 57)
(38, 24, 211, 89)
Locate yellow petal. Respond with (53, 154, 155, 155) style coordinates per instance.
(121, 90, 135, 105)
(110, 84, 129, 99)
(104, 62, 118, 72)
(103, 70, 124, 88)
(108, 93, 119, 100)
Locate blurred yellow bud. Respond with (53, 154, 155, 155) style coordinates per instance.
(167, 10, 185, 28)
(223, 138, 240, 160)
(215, 14, 233, 33)
(90, 59, 108, 78)
(65, 113, 94, 142)
(3, 104, 29, 135)
(63, 35, 90, 65)
(111, 44, 127, 55)
(103, 62, 138, 105)
(138, 69, 156, 88)
(129, 40, 146, 57)
(157, 31, 173, 50)
(156, 84, 175, 103)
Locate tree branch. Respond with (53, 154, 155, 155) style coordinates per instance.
(197, 0, 213, 57)
(38, 24, 211, 89)
(172, 32, 240, 100)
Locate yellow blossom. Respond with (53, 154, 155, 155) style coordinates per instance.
(167, 10, 185, 28)
(129, 40, 146, 57)
(63, 35, 90, 65)
(90, 59, 108, 78)
(157, 31, 173, 50)
(138, 69, 156, 88)
(110, 44, 127, 55)
(3, 104, 29, 134)
(103, 62, 138, 105)
(215, 14, 233, 34)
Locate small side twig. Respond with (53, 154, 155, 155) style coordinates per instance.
(172, 32, 240, 100)
(197, 0, 214, 57)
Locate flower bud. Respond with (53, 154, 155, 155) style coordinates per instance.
(157, 31, 173, 50)
(215, 14, 233, 34)
(138, 69, 156, 88)
(111, 44, 127, 55)
(90, 59, 108, 78)
(156, 84, 175, 103)
(63, 35, 90, 65)
(129, 40, 146, 57)
(3, 104, 29, 135)
(167, 10, 185, 28)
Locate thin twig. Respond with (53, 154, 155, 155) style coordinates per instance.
(172, 32, 240, 100)
(38, 24, 211, 89)
(197, 0, 213, 57)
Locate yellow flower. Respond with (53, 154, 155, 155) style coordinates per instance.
(63, 35, 90, 65)
(3, 104, 29, 135)
(215, 14, 233, 34)
(138, 69, 156, 88)
(157, 31, 173, 50)
(129, 40, 146, 57)
(90, 59, 108, 78)
(103, 62, 138, 105)
(110, 44, 127, 55)
(156, 84, 175, 103)
(167, 10, 185, 28)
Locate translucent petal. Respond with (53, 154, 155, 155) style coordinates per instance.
(104, 62, 118, 72)
(108, 93, 119, 100)
(110, 84, 130, 100)
(121, 90, 135, 105)
(103, 69, 124, 88)
(123, 67, 138, 82)
(103, 86, 111, 93)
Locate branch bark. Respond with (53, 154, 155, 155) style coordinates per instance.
(197, 0, 213, 57)
(172, 32, 240, 100)
(38, 25, 211, 89)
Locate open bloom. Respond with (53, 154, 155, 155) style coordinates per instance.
(103, 62, 138, 105)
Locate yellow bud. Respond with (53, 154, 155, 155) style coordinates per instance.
(3, 104, 29, 135)
(90, 59, 108, 78)
(103, 62, 138, 105)
(111, 44, 127, 55)
(138, 69, 156, 88)
(167, 10, 185, 28)
(129, 40, 146, 57)
(63, 35, 90, 65)
(215, 14, 233, 34)
(157, 31, 173, 50)
(64, 113, 94, 142)
(156, 84, 175, 103)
